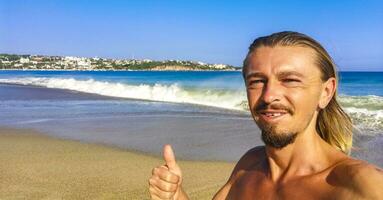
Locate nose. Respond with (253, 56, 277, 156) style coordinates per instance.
(261, 80, 282, 104)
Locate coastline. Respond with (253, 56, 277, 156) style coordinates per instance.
(0, 81, 381, 166)
(0, 127, 235, 199)
(0, 68, 241, 72)
(2, 69, 383, 72)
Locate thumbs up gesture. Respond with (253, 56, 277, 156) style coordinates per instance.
(149, 145, 188, 200)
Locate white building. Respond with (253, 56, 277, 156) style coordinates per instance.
(20, 58, 30, 63)
(211, 64, 227, 69)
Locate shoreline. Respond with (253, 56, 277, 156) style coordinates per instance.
(0, 68, 241, 72)
(0, 82, 249, 114)
(0, 127, 235, 199)
(0, 82, 381, 166)
(2, 69, 383, 72)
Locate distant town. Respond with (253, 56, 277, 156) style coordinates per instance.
(0, 54, 240, 71)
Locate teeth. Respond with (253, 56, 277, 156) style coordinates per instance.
(265, 113, 283, 117)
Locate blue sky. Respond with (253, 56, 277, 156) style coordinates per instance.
(1, 0, 382, 71)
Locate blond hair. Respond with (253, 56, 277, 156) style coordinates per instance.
(243, 31, 353, 154)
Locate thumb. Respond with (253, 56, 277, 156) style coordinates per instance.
(163, 144, 177, 170)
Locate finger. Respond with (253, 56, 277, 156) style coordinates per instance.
(163, 144, 177, 170)
(149, 190, 162, 200)
(152, 166, 179, 184)
(152, 166, 169, 175)
(149, 183, 175, 199)
(149, 186, 160, 198)
(150, 176, 178, 192)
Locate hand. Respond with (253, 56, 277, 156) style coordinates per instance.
(149, 145, 184, 200)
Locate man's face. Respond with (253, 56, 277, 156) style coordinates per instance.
(245, 46, 325, 148)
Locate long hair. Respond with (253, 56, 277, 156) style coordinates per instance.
(243, 31, 353, 154)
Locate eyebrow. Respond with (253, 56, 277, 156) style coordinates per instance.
(245, 71, 305, 80)
(277, 71, 305, 78)
(245, 72, 267, 80)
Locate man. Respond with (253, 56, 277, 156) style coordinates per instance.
(148, 31, 383, 199)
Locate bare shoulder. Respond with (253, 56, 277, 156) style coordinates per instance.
(330, 158, 383, 199)
(212, 146, 265, 200)
(231, 146, 265, 175)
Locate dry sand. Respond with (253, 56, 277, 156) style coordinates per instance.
(0, 127, 235, 200)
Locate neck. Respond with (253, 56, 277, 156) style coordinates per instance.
(264, 117, 343, 182)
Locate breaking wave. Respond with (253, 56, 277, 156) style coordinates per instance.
(0, 77, 247, 111)
(1, 77, 382, 132)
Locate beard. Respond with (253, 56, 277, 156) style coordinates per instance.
(260, 124, 298, 149)
(253, 102, 297, 148)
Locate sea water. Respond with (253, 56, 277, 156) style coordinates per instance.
(0, 70, 381, 132)
(0, 70, 382, 165)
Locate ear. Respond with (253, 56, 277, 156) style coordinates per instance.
(319, 77, 336, 109)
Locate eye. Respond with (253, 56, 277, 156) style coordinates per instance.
(247, 79, 265, 88)
(251, 79, 264, 84)
(282, 78, 301, 87)
(283, 78, 300, 82)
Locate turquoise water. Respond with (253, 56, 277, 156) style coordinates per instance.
(0, 70, 381, 95)
(338, 72, 383, 96)
(0, 70, 382, 132)
(0, 70, 382, 165)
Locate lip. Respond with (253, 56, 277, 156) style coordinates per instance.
(257, 110, 288, 123)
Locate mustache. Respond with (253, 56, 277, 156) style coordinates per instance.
(255, 103, 294, 114)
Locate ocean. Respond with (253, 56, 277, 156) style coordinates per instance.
(0, 70, 382, 166)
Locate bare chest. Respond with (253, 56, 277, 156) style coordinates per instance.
(226, 171, 345, 200)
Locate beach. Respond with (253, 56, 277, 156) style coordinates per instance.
(0, 81, 262, 162)
(0, 70, 382, 199)
(0, 127, 235, 199)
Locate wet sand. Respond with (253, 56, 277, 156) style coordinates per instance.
(0, 83, 262, 162)
(0, 127, 235, 199)
(0, 83, 381, 199)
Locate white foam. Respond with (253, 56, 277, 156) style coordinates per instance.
(339, 95, 383, 110)
(1, 77, 382, 131)
(0, 77, 247, 111)
(344, 107, 383, 131)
